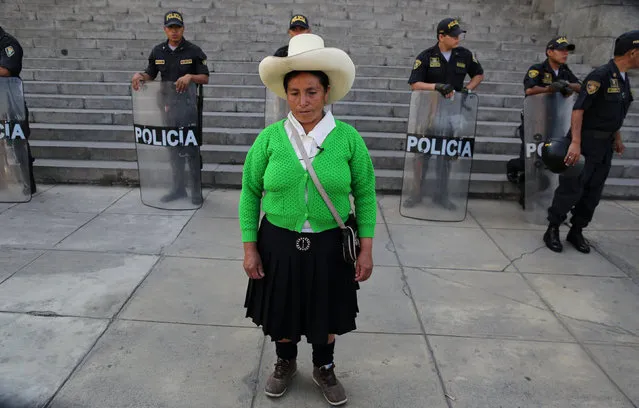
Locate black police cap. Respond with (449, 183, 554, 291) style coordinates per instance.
(437, 18, 466, 37)
(546, 36, 575, 51)
(289, 14, 309, 29)
(614, 30, 639, 56)
(164, 11, 184, 27)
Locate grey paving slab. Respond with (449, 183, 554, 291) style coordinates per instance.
(0, 251, 157, 318)
(165, 216, 243, 259)
(585, 201, 639, 231)
(0, 209, 95, 248)
(0, 314, 107, 408)
(406, 268, 572, 341)
(56, 213, 191, 254)
(194, 188, 241, 218)
(10, 185, 130, 213)
(590, 230, 639, 281)
(430, 336, 634, 408)
(355, 266, 422, 334)
(527, 275, 639, 345)
(0, 248, 43, 282)
(103, 188, 196, 216)
(616, 200, 639, 216)
(254, 333, 448, 408)
(372, 223, 400, 267)
(468, 199, 546, 230)
(49, 321, 262, 408)
(388, 224, 510, 270)
(378, 194, 481, 228)
(121, 257, 251, 326)
(0, 202, 16, 214)
(486, 228, 627, 276)
(587, 344, 639, 406)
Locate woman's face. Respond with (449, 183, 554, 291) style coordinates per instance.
(286, 72, 330, 127)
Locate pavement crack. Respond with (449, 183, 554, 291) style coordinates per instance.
(26, 310, 61, 317)
(556, 313, 639, 338)
(413, 266, 549, 313)
(500, 245, 546, 272)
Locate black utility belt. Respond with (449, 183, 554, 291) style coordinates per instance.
(582, 129, 615, 140)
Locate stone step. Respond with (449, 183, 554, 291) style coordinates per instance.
(28, 140, 639, 179)
(20, 68, 590, 86)
(31, 159, 639, 198)
(28, 122, 639, 144)
(20, 81, 526, 98)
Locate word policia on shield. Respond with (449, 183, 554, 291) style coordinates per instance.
(134, 125, 200, 147)
(405, 133, 475, 158)
(0, 121, 26, 140)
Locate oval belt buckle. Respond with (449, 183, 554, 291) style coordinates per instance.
(295, 237, 311, 252)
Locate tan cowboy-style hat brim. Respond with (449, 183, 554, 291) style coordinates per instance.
(259, 34, 356, 105)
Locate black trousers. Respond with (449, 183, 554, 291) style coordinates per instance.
(167, 145, 201, 194)
(413, 154, 451, 200)
(547, 135, 614, 229)
(164, 95, 200, 194)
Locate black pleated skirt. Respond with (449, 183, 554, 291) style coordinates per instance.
(244, 217, 359, 344)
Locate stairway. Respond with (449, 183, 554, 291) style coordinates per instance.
(2, 0, 638, 197)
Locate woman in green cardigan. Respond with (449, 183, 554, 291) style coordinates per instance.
(238, 34, 377, 406)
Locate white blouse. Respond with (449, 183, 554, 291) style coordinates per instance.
(284, 110, 336, 232)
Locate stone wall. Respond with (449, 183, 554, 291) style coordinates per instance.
(532, 0, 639, 68)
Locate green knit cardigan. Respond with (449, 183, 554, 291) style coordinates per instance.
(238, 119, 377, 242)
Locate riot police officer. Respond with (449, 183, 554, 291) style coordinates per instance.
(405, 18, 484, 209)
(273, 14, 311, 57)
(131, 11, 209, 205)
(0, 25, 36, 194)
(509, 36, 582, 207)
(544, 30, 639, 253)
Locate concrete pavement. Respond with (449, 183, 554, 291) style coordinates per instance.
(0, 185, 638, 408)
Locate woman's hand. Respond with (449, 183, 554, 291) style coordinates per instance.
(243, 243, 264, 280)
(355, 248, 373, 282)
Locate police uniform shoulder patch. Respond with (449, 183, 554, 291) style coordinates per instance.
(472, 53, 478, 63)
(586, 80, 600, 95)
(202, 59, 207, 66)
(4, 46, 15, 57)
(429, 57, 440, 68)
(528, 69, 539, 79)
(413, 59, 421, 70)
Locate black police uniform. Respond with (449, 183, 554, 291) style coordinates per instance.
(547, 59, 633, 228)
(0, 26, 36, 194)
(406, 44, 483, 207)
(144, 38, 209, 198)
(508, 59, 581, 206)
(273, 45, 288, 57)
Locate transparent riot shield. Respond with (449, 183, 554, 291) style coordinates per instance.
(0, 77, 31, 203)
(131, 81, 203, 210)
(400, 90, 479, 221)
(264, 88, 333, 127)
(524, 93, 576, 224)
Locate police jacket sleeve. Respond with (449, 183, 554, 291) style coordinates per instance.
(467, 52, 484, 78)
(523, 66, 542, 90)
(573, 71, 604, 111)
(0, 41, 23, 76)
(144, 48, 159, 80)
(408, 53, 427, 84)
(194, 48, 209, 76)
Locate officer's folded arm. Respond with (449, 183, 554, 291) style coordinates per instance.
(525, 85, 553, 96)
(0, 66, 12, 77)
(410, 81, 437, 91)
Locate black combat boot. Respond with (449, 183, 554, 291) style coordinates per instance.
(543, 224, 563, 253)
(566, 226, 590, 254)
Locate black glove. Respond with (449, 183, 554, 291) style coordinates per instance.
(434, 83, 455, 96)
(550, 80, 570, 93)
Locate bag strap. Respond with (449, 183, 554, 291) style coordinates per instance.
(291, 131, 346, 230)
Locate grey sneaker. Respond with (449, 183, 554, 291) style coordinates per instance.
(265, 358, 297, 398)
(313, 364, 348, 406)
